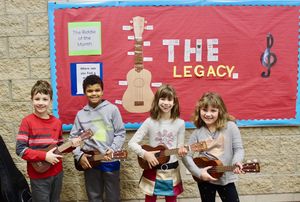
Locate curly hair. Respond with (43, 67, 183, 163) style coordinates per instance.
(150, 84, 180, 120)
(83, 74, 103, 93)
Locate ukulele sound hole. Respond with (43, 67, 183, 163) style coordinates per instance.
(134, 78, 145, 88)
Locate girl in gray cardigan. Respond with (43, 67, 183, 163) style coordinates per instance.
(182, 92, 244, 202)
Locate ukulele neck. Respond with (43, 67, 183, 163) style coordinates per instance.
(163, 145, 190, 156)
(55, 141, 72, 154)
(212, 165, 236, 173)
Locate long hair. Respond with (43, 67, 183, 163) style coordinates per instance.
(31, 80, 52, 100)
(150, 84, 180, 120)
(192, 92, 235, 130)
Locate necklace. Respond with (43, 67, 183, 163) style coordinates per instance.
(207, 128, 218, 139)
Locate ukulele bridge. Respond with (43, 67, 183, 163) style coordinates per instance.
(134, 101, 144, 106)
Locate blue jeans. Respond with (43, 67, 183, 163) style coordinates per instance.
(197, 182, 240, 202)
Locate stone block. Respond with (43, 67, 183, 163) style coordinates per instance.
(120, 160, 143, 181)
(243, 136, 280, 155)
(0, 58, 29, 79)
(30, 58, 50, 78)
(9, 36, 49, 58)
(0, 0, 4, 15)
(6, 0, 47, 14)
(239, 127, 262, 137)
(0, 37, 8, 58)
(121, 180, 144, 200)
(0, 15, 26, 37)
(0, 102, 32, 123)
(280, 136, 300, 154)
(0, 122, 15, 142)
(276, 175, 300, 193)
(0, 80, 10, 101)
(181, 179, 199, 198)
(12, 80, 36, 101)
(261, 127, 300, 136)
(238, 176, 274, 194)
(28, 13, 48, 35)
(256, 155, 296, 174)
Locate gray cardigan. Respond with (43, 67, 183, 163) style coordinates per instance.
(182, 121, 244, 185)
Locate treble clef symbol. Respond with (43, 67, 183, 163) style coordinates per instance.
(260, 33, 277, 78)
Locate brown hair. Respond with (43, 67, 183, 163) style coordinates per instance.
(150, 84, 180, 120)
(31, 80, 53, 100)
(192, 92, 235, 130)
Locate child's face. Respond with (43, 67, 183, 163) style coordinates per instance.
(200, 105, 219, 127)
(158, 97, 174, 114)
(85, 84, 103, 108)
(32, 93, 51, 118)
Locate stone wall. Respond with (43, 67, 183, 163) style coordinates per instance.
(0, 0, 299, 201)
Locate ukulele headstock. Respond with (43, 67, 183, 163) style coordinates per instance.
(189, 141, 208, 152)
(243, 159, 260, 173)
(111, 150, 128, 160)
(132, 16, 146, 41)
(79, 129, 93, 140)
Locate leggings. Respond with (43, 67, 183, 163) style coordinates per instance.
(145, 195, 177, 202)
(197, 182, 240, 202)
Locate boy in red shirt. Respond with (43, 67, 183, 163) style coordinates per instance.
(16, 80, 81, 202)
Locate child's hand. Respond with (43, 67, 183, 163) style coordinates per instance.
(200, 166, 217, 181)
(233, 162, 244, 174)
(70, 136, 82, 147)
(45, 147, 63, 165)
(178, 146, 188, 157)
(79, 153, 92, 170)
(103, 149, 113, 161)
(144, 151, 159, 169)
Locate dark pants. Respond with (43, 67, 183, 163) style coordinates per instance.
(84, 168, 120, 202)
(197, 182, 240, 202)
(30, 171, 63, 202)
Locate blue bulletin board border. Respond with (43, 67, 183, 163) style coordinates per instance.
(48, 0, 300, 131)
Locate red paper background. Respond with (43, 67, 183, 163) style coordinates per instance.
(54, 6, 299, 125)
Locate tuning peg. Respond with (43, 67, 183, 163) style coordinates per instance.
(144, 25, 153, 30)
(246, 160, 252, 163)
(122, 25, 133, 31)
(252, 159, 258, 163)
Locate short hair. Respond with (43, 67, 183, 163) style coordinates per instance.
(31, 80, 53, 100)
(150, 84, 180, 120)
(82, 74, 103, 93)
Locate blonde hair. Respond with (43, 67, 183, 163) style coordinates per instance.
(150, 84, 180, 120)
(192, 92, 235, 130)
(31, 80, 53, 100)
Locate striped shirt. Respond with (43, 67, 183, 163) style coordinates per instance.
(16, 113, 64, 179)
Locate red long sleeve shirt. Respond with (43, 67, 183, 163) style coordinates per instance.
(16, 113, 64, 179)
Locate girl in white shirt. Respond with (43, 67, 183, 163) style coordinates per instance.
(128, 84, 186, 202)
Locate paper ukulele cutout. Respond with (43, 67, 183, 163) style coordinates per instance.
(122, 16, 154, 113)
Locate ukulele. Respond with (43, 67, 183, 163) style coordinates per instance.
(122, 16, 154, 113)
(138, 142, 207, 170)
(192, 156, 260, 182)
(31, 129, 93, 173)
(74, 150, 128, 171)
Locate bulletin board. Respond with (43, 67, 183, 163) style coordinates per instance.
(48, 0, 300, 130)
